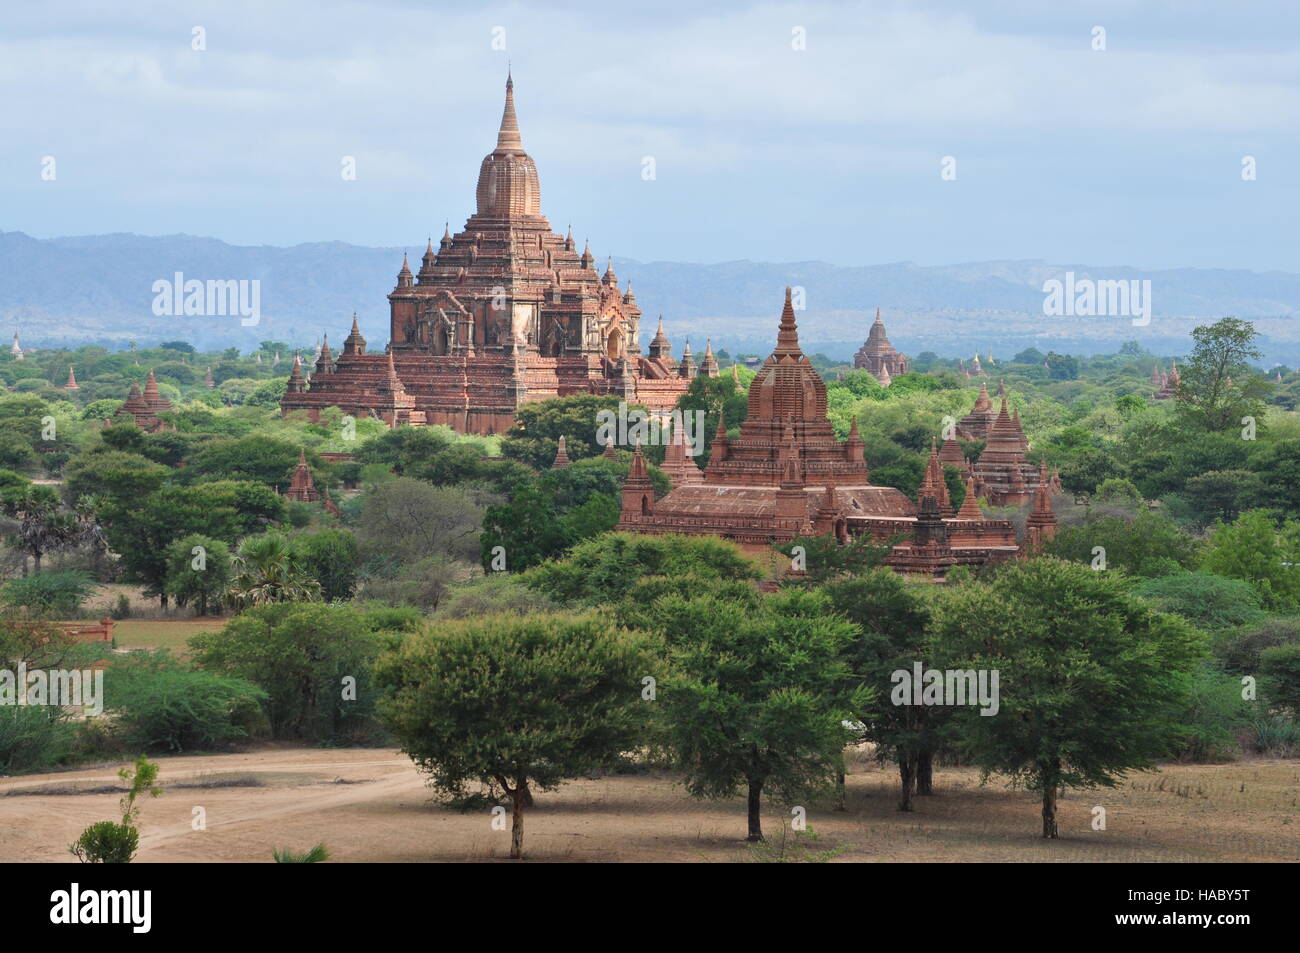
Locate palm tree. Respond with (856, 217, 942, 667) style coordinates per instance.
(226, 532, 321, 610)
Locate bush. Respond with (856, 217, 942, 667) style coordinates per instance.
(1212, 617, 1300, 674)
(1170, 667, 1252, 762)
(1, 570, 95, 617)
(106, 651, 267, 752)
(1131, 571, 1267, 632)
(1248, 714, 1300, 756)
(1259, 643, 1300, 713)
(69, 821, 138, 864)
(0, 706, 77, 773)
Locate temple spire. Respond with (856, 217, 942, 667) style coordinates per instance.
(775, 286, 801, 354)
(495, 72, 523, 152)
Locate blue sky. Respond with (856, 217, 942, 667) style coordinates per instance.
(3, 0, 1298, 270)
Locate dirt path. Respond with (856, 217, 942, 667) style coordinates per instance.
(2, 747, 1297, 862)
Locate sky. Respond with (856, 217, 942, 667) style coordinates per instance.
(2, 0, 1298, 271)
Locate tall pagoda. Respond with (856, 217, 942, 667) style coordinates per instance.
(279, 75, 689, 435)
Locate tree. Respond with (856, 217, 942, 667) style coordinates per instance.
(675, 372, 749, 466)
(823, 570, 939, 809)
(227, 532, 322, 610)
(101, 481, 284, 606)
(357, 477, 484, 568)
(192, 603, 407, 742)
(0, 484, 82, 572)
(293, 529, 360, 602)
(375, 612, 658, 858)
(164, 534, 232, 616)
(524, 532, 762, 605)
(1176, 317, 1270, 432)
(645, 587, 862, 841)
(500, 394, 633, 469)
(1201, 509, 1300, 609)
(932, 558, 1202, 838)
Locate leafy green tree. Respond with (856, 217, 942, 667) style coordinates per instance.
(1176, 317, 1270, 432)
(102, 481, 284, 606)
(823, 570, 940, 809)
(524, 532, 762, 605)
(376, 612, 658, 858)
(500, 394, 632, 469)
(1201, 509, 1300, 609)
(64, 450, 167, 504)
(777, 533, 895, 587)
(1045, 510, 1199, 577)
(932, 558, 1203, 837)
(192, 603, 406, 742)
(1131, 571, 1266, 632)
(675, 372, 749, 466)
(650, 587, 863, 841)
(186, 435, 313, 490)
(294, 529, 361, 602)
(1259, 643, 1300, 713)
(164, 534, 232, 616)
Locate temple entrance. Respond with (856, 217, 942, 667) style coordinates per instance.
(432, 324, 449, 356)
(606, 327, 623, 361)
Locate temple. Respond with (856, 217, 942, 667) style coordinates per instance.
(279, 75, 691, 434)
(617, 289, 1052, 577)
(116, 370, 173, 432)
(853, 308, 908, 383)
(1152, 362, 1180, 399)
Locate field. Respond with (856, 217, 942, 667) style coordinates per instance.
(3, 747, 1295, 863)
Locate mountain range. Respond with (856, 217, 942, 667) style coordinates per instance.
(4, 230, 1298, 364)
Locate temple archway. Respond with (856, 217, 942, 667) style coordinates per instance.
(606, 327, 623, 361)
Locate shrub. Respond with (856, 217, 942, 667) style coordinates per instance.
(69, 755, 161, 864)
(1213, 617, 1300, 675)
(0, 706, 77, 773)
(1259, 642, 1300, 713)
(1131, 571, 1267, 632)
(1170, 667, 1252, 762)
(1248, 714, 1300, 756)
(105, 651, 267, 752)
(69, 821, 138, 864)
(1, 570, 95, 617)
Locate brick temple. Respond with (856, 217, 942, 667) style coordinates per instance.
(279, 75, 691, 434)
(116, 369, 172, 433)
(617, 289, 1053, 577)
(853, 307, 909, 385)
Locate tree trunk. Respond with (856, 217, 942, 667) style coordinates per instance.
(746, 778, 764, 842)
(917, 751, 933, 796)
(510, 785, 526, 858)
(32, 552, 42, 573)
(519, 779, 535, 809)
(160, 593, 169, 610)
(835, 771, 846, 812)
(898, 756, 915, 812)
(1042, 785, 1059, 838)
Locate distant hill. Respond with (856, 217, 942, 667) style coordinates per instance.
(4, 230, 1298, 363)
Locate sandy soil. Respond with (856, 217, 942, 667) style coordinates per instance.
(2, 746, 1296, 862)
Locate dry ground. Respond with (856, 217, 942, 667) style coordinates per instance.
(1, 746, 1295, 862)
